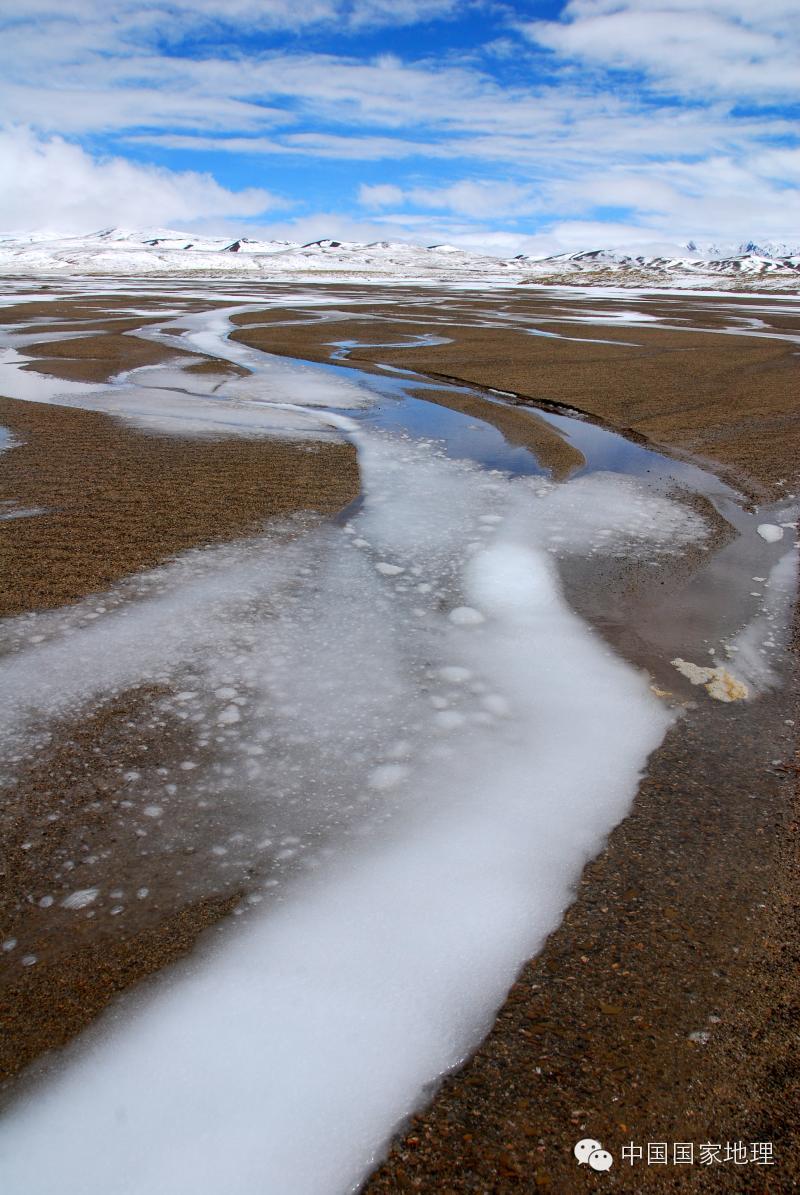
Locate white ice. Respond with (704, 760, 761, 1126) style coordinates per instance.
(0, 428, 707, 1195)
(725, 547, 798, 690)
(0, 304, 373, 442)
(757, 523, 784, 543)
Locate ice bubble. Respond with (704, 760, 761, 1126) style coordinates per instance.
(467, 542, 559, 618)
(434, 710, 465, 731)
(438, 666, 472, 684)
(61, 888, 99, 910)
(482, 694, 511, 717)
(448, 606, 485, 626)
(757, 523, 784, 543)
(367, 764, 409, 791)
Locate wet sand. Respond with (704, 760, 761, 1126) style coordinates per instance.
(0, 293, 361, 1088)
(1, 284, 798, 1189)
(0, 682, 246, 1085)
(0, 397, 359, 617)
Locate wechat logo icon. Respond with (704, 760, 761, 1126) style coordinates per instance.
(574, 1138, 614, 1172)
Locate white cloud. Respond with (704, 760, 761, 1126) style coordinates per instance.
(347, 123, 800, 244)
(141, 134, 440, 161)
(358, 183, 404, 206)
(3, 41, 785, 168)
(0, 128, 282, 233)
(407, 180, 535, 218)
(240, 210, 425, 245)
(1, 0, 460, 36)
(751, 146, 800, 184)
(0, 1, 796, 247)
(346, 0, 461, 28)
(520, 0, 799, 99)
(542, 154, 800, 242)
(359, 179, 536, 218)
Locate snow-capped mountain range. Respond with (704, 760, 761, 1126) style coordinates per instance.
(0, 227, 798, 289)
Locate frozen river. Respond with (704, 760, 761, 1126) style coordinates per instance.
(0, 283, 795, 1194)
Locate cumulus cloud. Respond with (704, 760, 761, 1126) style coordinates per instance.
(0, 128, 282, 233)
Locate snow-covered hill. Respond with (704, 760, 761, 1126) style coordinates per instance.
(0, 227, 516, 282)
(515, 246, 800, 286)
(0, 227, 798, 289)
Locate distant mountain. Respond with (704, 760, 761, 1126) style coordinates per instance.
(0, 228, 798, 290)
(515, 246, 800, 284)
(736, 240, 800, 259)
(685, 239, 800, 258)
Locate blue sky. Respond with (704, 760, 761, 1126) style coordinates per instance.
(0, 0, 798, 253)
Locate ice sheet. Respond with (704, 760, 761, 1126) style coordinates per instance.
(724, 547, 798, 690)
(0, 432, 713, 1195)
(0, 300, 374, 441)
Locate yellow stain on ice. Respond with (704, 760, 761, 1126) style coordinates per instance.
(670, 658, 749, 703)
